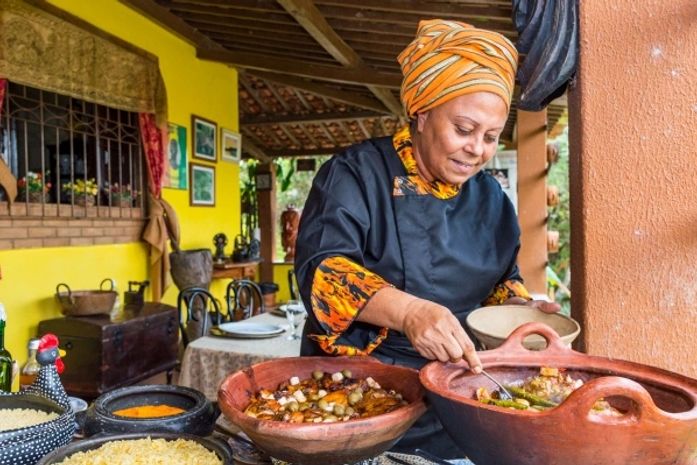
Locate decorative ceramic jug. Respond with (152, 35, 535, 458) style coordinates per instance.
(280, 205, 301, 262)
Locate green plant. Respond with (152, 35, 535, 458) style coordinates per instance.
(17, 171, 50, 193)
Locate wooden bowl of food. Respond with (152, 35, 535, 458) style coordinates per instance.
(466, 305, 580, 349)
(37, 432, 232, 465)
(420, 322, 697, 465)
(218, 356, 427, 465)
(83, 385, 218, 437)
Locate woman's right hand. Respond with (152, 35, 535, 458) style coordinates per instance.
(402, 298, 482, 372)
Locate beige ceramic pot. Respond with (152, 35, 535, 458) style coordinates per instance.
(420, 322, 697, 465)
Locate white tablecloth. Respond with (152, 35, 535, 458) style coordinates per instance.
(178, 312, 303, 399)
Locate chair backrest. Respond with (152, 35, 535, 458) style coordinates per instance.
(288, 268, 300, 301)
(226, 279, 264, 321)
(177, 287, 224, 347)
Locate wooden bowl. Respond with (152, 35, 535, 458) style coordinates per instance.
(466, 305, 580, 349)
(420, 323, 697, 465)
(218, 356, 427, 465)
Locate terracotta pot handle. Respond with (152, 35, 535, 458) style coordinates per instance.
(493, 322, 570, 354)
(556, 376, 659, 423)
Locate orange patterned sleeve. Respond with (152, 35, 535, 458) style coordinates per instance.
(309, 256, 392, 356)
(482, 279, 532, 306)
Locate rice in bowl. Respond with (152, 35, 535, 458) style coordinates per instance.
(0, 408, 59, 432)
(55, 437, 222, 465)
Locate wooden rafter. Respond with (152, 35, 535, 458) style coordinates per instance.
(242, 110, 382, 126)
(276, 0, 403, 116)
(242, 137, 273, 163)
(247, 71, 389, 114)
(265, 145, 352, 157)
(197, 48, 402, 87)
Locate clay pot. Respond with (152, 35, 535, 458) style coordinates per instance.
(218, 356, 427, 465)
(170, 249, 213, 290)
(280, 205, 301, 262)
(74, 195, 95, 207)
(420, 323, 697, 465)
(83, 384, 219, 437)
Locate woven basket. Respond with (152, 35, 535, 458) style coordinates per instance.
(55, 279, 117, 317)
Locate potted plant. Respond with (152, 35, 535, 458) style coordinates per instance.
(17, 172, 51, 203)
(108, 183, 137, 208)
(62, 178, 98, 207)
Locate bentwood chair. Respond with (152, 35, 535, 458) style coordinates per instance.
(226, 279, 265, 321)
(288, 268, 300, 301)
(177, 287, 226, 348)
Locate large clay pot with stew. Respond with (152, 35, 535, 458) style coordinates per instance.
(420, 323, 697, 465)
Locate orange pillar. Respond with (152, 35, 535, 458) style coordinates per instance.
(516, 109, 548, 295)
(256, 163, 276, 283)
(569, 0, 697, 376)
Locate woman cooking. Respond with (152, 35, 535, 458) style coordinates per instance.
(294, 19, 560, 458)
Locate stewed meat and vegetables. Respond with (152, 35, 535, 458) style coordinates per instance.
(476, 366, 620, 415)
(244, 369, 408, 423)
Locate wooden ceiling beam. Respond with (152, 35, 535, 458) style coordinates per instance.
(313, 0, 513, 22)
(241, 137, 273, 163)
(276, 0, 403, 116)
(242, 110, 384, 126)
(216, 42, 338, 64)
(266, 145, 352, 157)
(319, 6, 514, 28)
(118, 0, 225, 49)
(197, 48, 402, 88)
(247, 71, 389, 113)
(167, 4, 297, 25)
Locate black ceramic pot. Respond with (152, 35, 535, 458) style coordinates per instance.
(37, 432, 233, 465)
(0, 393, 75, 465)
(83, 384, 219, 437)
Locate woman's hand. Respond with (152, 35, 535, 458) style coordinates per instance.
(402, 298, 482, 372)
(504, 296, 561, 314)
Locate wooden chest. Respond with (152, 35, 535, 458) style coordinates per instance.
(38, 303, 178, 399)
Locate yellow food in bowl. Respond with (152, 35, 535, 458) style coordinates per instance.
(112, 405, 186, 418)
(0, 408, 59, 432)
(55, 437, 221, 465)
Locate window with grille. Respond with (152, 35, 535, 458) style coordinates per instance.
(0, 81, 146, 216)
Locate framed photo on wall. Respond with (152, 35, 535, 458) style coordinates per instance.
(221, 128, 242, 163)
(190, 163, 216, 206)
(191, 115, 217, 161)
(164, 123, 188, 189)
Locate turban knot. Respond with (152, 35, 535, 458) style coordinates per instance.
(398, 19, 518, 117)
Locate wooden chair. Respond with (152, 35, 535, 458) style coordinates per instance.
(288, 268, 300, 301)
(177, 287, 226, 348)
(226, 279, 265, 321)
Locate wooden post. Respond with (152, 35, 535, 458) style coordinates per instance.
(516, 109, 548, 295)
(256, 163, 276, 283)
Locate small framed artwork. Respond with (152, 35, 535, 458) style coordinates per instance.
(164, 123, 188, 189)
(190, 163, 216, 206)
(255, 172, 273, 191)
(191, 115, 217, 161)
(221, 128, 242, 163)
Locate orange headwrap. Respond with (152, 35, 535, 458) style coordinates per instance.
(398, 19, 518, 117)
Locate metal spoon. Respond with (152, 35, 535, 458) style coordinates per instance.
(480, 369, 513, 400)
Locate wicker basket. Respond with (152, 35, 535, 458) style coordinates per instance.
(55, 279, 117, 316)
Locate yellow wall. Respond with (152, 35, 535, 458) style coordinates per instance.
(0, 0, 240, 373)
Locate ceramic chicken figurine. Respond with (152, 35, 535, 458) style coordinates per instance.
(23, 333, 70, 409)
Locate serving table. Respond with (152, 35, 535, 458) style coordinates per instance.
(178, 312, 301, 400)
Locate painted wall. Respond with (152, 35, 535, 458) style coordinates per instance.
(569, 0, 697, 377)
(1, 0, 240, 371)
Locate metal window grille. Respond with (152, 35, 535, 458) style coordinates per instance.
(0, 81, 146, 216)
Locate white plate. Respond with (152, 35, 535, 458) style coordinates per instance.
(214, 322, 285, 338)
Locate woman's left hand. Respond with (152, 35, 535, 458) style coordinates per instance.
(504, 297, 561, 314)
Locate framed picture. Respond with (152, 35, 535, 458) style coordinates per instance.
(190, 163, 216, 206)
(221, 128, 242, 163)
(164, 123, 188, 189)
(191, 115, 217, 161)
(255, 172, 272, 191)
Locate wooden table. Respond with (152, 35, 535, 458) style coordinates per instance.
(211, 260, 260, 280)
(178, 312, 302, 399)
